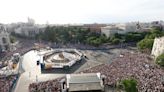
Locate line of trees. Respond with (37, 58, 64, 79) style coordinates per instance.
(36, 26, 151, 47)
(36, 26, 91, 44)
(137, 29, 164, 53)
(36, 26, 109, 46)
(12, 25, 163, 47)
(108, 32, 148, 44)
(156, 53, 164, 66)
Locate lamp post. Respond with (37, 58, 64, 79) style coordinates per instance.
(18, 56, 23, 74)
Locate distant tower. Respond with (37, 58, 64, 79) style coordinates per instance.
(46, 21, 49, 26)
(27, 17, 35, 25)
(136, 21, 141, 30)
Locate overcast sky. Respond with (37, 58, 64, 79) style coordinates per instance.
(0, 0, 164, 24)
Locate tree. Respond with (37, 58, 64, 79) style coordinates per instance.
(119, 79, 138, 92)
(86, 36, 103, 46)
(137, 39, 154, 52)
(137, 28, 164, 53)
(156, 53, 164, 66)
(145, 29, 164, 39)
(10, 36, 16, 43)
(99, 35, 107, 43)
(111, 38, 121, 44)
(124, 33, 144, 42)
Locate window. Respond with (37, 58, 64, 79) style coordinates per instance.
(4, 45, 8, 50)
(2, 37, 7, 44)
(0, 45, 2, 52)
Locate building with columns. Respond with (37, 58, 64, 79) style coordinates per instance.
(151, 36, 164, 58)
(0, 24, 11, 52)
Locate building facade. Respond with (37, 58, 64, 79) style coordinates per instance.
(151, 20, 164, 30)
(101, 22, 153, 37)
(151, 36, 164, 58)
(14, 26, 40, 37)
(60, 73, 104, 92)
(0, 24, 11, 52)
(101, 24, 127, 37)
(101, 26, 122, 37)
(9, 18, 45, 38)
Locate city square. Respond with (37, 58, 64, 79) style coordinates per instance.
(13, 47, 130, 92)
(0, 0, 164, 91)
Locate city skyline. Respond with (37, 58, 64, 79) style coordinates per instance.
(0, 0, 164, 24)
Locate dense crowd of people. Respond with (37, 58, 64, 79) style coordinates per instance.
(0, 37, 131, 63)
(51, 42, 132, 50)
(0, 39, 48, 63)
(1, 38, 163, 92)
(29, 78, 62, 92)
(82, 52, 164, 92)
(0, 39, 36, 92)
(29, 51, 164, 92)
(0, 61, 8, 69)
(0, 75, 18, 92)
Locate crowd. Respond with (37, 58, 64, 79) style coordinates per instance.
(29, 78, 62, 92)
(82, 52, 164, 92)
(0, 39, 36, 92)
(0, 75, 18, 92)
(0, 39, 48, 63)
(0, 38, 131, 63)
(1, 38, 162, 92)
(51, 43, 128, 50)
(50, 40, 134, 50)
(51, 43, 98, 50)
(29, 51, 164, 92)
(0, 61, 8, 69)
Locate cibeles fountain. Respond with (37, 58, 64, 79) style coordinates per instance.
(41, 49, 83, 70)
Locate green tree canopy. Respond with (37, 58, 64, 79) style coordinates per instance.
(137, 38, 154, 51)
(137, 28, 164, 53)
(10, 36, 16, 43)
(120, 79, 138, 92)
(156, 53, 164, 66)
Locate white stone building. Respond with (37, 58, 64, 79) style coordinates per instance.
(151, 20, 164, 30)
(101, 23, 137, 37)
(125, 23, 138, 32)
(60, 73, 104, 92)
(101, 26, 121, 37)
(0, 24, 11, 52)
(101, 22, 153, 37)
(10, 18, 45, 38)
(14, 26, 40, 37)
(151, 36, 164, 58)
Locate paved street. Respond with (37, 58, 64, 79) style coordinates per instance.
(14, 50, 65, 92)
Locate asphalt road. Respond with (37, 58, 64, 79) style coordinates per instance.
(14, 50, 64, 92)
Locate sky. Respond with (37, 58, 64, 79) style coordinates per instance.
(0, 0, 164, 24)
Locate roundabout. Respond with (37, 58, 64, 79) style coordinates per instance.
(42, 49, 83, 69)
